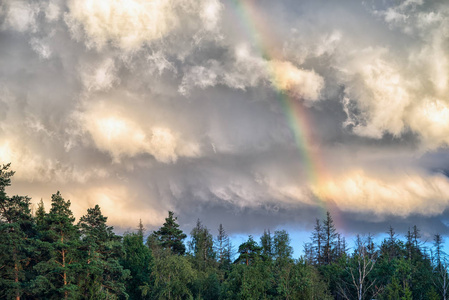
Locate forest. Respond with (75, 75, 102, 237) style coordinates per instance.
(1, 162, 449, 300)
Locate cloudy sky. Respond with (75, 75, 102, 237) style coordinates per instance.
(1, 0, 449, 246)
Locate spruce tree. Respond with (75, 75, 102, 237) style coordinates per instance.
(33, 192, 80, 299)
(216, 223, 231, 268)
(303, 242, 315, 264)
(0, 164, 34, 300)
(312, 218, 324, 265)
(151, 211, 187, 255)
(35, 199, 46, 228)
(382, 226, 401, 261)
(137, 218, 145, 237)
(434, 234, 443, 267)
(78, 205, 129, 299)
(188, 219, 215, 271)
(322, 211, 338, 265)
(122, 231, 152, 300)
(412, 225, 421, 249)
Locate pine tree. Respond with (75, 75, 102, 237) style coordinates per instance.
(273, 230, 293, 261)
(260, 229, 273, 260)
(381, 226, 401, 261)
(78, 205, 129, 299)
(427, 287, 440, 300)
(412, 225, 421, 249)
(341, 236, 348, 256)
(434, 234, 443, 267)
(225, 232, 233, 266)
(0, 164, 35, 300)
(137, 219, 145, 237)
(216, 223, 231, 267)
(236, 236, 262, 266)
(35, 199, 46, 228)
(303, 242, 315, 264)
(312, 218, 324, 265)
(33, 192, 80, 299)
(367, 233, 376, 259)
(151, 211, 187, 255)
(406, 228, 413, 261)
(335, 233, 348, 258)
(322, 211, 338, 265)
(122, 229, 152, 300)
(188, 219, 215, 271)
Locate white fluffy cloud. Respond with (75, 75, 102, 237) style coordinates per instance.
(65, 0, 223, 51)
(0, 138, 108, 183)
(78, 101, 200, 163)
(268, 60, 324, 101)
(2, 1, 38, 32)
(66, 0, 177, 50)
(312, 169, 449, 217)
(180, 45, 324, 101)
(67, 185, 165, 227)
(408, 98, 449, 148)
(341, 49, 412, 138)
(338, 1, 449, 148)
(80, 58, 118, 91)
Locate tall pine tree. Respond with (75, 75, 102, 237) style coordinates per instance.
(122, 230, 152, 300)
(78, 205, 129, 299)
(150, 211, 187, 255)
(33, 192, 80, 299)
(322, 211, 338, 265)
(189, 219, 215, 271)
(0, 164, 35, 300)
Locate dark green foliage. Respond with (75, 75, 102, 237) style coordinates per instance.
(216, 223, 232, 269)
(312, 218, 324, 265)
(235, 235, 262, 266)
(381, 226, 404, 261)
(121, 231, 152, 299)
(222, 262, 272, 299)
(323, 211, 338, 265)
(0, 163, 14, 192)
(150, 211, 187, 255)
(78, 205, 129, 299)
(32, 192, 81, 299)
(260, 229, 273, 260)
(188, 219, 215, 271)
(383, 277, 402, 300)
(427, 286, 440, 300)
(137, 218, 145, 236)
(201, 272, 220, 300)
(297, 260, 334, 300)
(146, 250, 195, 300)
(0, 164, 35, 299)
(191, 268, 221, 300)
(35, 199, 46, 228)
(434, 233, 444, 267)
(273, 229, 293, 261)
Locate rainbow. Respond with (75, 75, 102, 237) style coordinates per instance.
(229, 0, 344, 231)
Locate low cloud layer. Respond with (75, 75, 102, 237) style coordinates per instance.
(1, 0, 449, 239)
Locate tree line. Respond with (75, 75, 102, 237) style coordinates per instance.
(1, 163, 449, 299)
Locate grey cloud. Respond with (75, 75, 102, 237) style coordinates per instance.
(1, 0, 449, 246)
